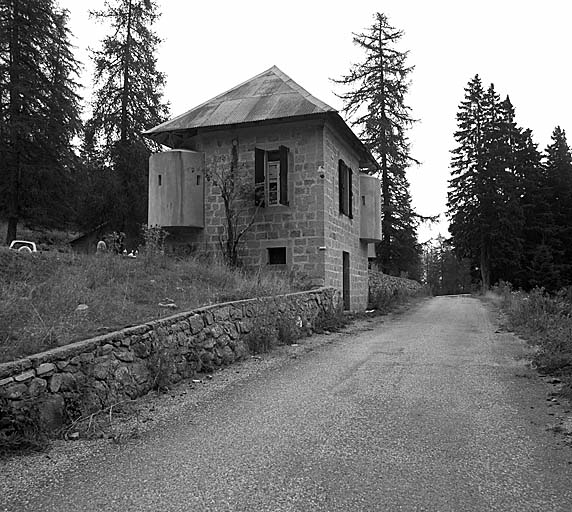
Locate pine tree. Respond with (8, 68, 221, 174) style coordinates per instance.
(0, 0, 82, 242)
(334, 12, 419, 276)
(85, 0, 168, 236)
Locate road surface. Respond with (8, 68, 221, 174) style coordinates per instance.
(3, 295, 572, 511)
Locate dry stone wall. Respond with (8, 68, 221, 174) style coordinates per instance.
(368, 270, 424, 308)
(0, 288, 340, 431)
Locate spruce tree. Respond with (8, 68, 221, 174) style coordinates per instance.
(448, 77, 530, 289)
(542, 127, 572, 285)
(85, 0, 168, 236)
(334, 12, 419, 276)
(0, 0, 82, 242)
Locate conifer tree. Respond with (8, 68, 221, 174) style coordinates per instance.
(85, 0, 168, 236)
(334, 12, 419, 276)
(541, 127, 572, 285)
(0, 0, 82, 242)
(448, 77, 532, 289)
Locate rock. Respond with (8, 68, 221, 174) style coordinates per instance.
(36, 362, 56, 376)
(59, 372, 77, 391)
(93, 361, 112, 380)
(1, 383, 28, 400)
(75, 304, 89, 312)
(189, 315, 204, 334)
(37, 395, 65, 431)
(114, 350, 135, 363)
(0, 376, 14, 387)
(28, 377, 48, 398)
(97, 344, 114, 356)
(49, 373, 63, 393)
(132, 340, 151, 358)
(79, 352, 95, 364)
(14, 370, 36, 382)
(158, 302, 178, 309)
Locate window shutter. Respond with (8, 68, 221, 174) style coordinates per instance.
(255, 148, 265, 206)
(338, 160, 344, 214)
(279, 145, 289, 205)
(348, 167, 353, 219)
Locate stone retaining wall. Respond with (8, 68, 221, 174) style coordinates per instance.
(0, 288, 340, 431)
(368, 270, 424, 308)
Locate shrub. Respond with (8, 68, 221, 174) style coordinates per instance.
(0, 399, 48, 456)
(313, 304, 348, 334)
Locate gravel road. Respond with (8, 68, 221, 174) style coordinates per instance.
(3, 295, 572, 511)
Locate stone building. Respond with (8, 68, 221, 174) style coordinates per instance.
(144, 66, 381, 310)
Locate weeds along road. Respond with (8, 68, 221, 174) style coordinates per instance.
(4, 295, 572, 511)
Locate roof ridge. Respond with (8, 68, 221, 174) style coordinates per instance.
(269, 66, 336, 112)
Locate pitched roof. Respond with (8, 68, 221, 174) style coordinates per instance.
(144, 66, 378, 169)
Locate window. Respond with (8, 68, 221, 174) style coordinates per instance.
(158, 174, 162, 186)
(338, 159, 353, 218)
(268, 247, 287, 265)
(255, 146, 289, 207)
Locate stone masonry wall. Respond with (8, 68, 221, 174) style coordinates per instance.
(0, 288, 340, 431)
(169, 119, 327, 287)
(323, 122, 369, 311)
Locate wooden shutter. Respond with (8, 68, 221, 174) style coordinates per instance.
(348, 167, 353, 219)
(338, 160, 344, 214)
(255, 148, 265, 206)
(279, 145, 289, 206)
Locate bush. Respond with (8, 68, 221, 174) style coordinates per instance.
(0, 399, 48, 456)
(497, 285, 572, 391)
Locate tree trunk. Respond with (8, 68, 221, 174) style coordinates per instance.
(480, 241, 490, 291)
(378, 18, 391, 275)
(120, 0, 132, 144)
(6, 0, 21, 244)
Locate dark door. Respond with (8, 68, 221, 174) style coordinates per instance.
(342, 251, 350, 310)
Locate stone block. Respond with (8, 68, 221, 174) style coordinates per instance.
(97, 343, 114, 356)
(56, 360, 70, 370)
(79, 352, 95, 364)
(93, 361, 112, 380)
(14, 370, 36, 382)
(59, 372, 77, 391)
(132, 339, 151, 359)
(28, 377, 48, 398)
(1, 382, 28, 400)
(114, 350, 135, 363)
(36, 362, 56, 376)
(37, 394, 65, 431)
(0, 358, 32, 380)
(0, 376, 14, 387)
(49, 373, 63, 393)
(189, 314, 204, 334)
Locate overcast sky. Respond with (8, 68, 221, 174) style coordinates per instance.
(60, 0, 572, 242)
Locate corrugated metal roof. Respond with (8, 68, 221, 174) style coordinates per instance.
(144, 66, 336, 134)
(144, 66, 378, 170)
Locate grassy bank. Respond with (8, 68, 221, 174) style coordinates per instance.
(494, 283, 572, 396)
(0, 249, 307, 363)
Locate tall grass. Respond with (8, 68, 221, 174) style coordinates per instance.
(494, 282, 572, 381)
(0, 249, 304, 363)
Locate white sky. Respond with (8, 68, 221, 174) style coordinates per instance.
(60, 0, 572, 243)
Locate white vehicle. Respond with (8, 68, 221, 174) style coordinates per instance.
(9, 240, 38, 253)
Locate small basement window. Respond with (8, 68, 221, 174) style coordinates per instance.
(268, 247, 287, 265)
